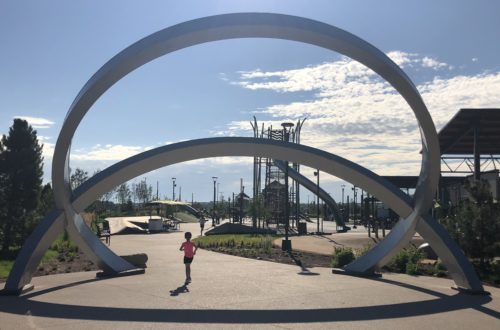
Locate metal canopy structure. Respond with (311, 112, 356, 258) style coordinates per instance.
(382, 176, 467, 190)
(146, 200, 189, 206)
(439, 108, 500, 155)
(439, 108, 500, 178)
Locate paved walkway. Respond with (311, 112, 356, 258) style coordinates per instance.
(1, 222, 499, 329)
(270, 220, 424, 255)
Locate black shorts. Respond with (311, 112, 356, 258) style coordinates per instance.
(184, 256, 193, 264)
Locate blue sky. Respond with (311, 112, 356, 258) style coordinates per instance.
(1, 0, 499, 203)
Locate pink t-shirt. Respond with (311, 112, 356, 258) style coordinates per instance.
(181, 241, 195, 258)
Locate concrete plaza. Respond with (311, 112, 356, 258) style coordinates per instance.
(1, 222, 499, 329)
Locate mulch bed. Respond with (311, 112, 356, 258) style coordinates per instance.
(0, 247, 329, 283)
(204, 246, 332, 269)
(33, 251, 98, 277)
(1, 247, 328, 282)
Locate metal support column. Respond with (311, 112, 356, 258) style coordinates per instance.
(474, 125, 480, 181)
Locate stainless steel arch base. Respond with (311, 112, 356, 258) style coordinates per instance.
(4, 138, 484, 294)
(2, 13, 484, 295)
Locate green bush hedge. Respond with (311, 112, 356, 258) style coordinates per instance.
(389, 246, 424, 274)
(332, 247, 355, 268)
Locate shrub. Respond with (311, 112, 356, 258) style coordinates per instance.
(435, 261, 447, 271)
(406, 262, 419, 275)
(50, 235, 78, 253)
(355, 243, 374, 257)
(391, 250, 409, 273)
(390, 246, 424, 274)
(332, 247, 355, 268)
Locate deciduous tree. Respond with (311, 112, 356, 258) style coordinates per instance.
(70, 167, 89, 190)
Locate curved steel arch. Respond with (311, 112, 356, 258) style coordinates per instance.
(5, 138, 482, 292)
(49, 12, 441, 286)
(52, 12, 439, 212)
(3, 13, 483, 295)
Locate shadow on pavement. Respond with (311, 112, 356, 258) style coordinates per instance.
(286, 251, 320, 276)
(21, 278, 106, 299)
(0, 284, 496, 324)
(169, 284, 189, 296)
(368, 276, 499, 320)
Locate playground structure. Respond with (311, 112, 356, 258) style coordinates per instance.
(251, 117, 347, 232)
(2, 13, 485, 295)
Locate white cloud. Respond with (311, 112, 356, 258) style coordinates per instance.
(13, 116, 55, 129)
(420, 72, 500, 128)
(71, 144, 147, 161)
(183, 157, 253, 167)
(55, 52, 500, 186)
(386, 50, 418, 67)
(38, 135, 55, 159)
(68, 142, 253, 174)
(218, 73, 229, 81)
(472, 57, 479, 62)
(222, 51, 500, 177)
(421, 56, 450, 70)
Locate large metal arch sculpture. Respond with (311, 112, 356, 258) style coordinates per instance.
(5, 138, 482, 293)
(2, 13, 484, 294)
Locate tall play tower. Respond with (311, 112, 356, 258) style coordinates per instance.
(250, 117, 306, 228)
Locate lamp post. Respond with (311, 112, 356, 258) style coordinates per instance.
(314, 170, 320, 234)
(352, 185, 357, 225)
(172, 177, 176, 201)
(281, 122, 294, 251)
(341, 184, 345, 225)
(212, 176, 217, 226)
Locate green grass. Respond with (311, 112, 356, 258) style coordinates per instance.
(41, 249, 58, 263)
(0, 249, 61, 281)
(194, 234, 275, 253)
(0, 260, 15, 280)
(0, 236, 75, 281)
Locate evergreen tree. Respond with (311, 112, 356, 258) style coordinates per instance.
(0, 139, 6, 248)
(444, 180, 500, 269)
(37, 183, 55, 217)
(0, 119, 43, 255)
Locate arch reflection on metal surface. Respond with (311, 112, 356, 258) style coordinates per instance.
(2, 13, 483, 295)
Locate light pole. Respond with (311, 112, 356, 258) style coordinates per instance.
(314, 170, 320, 234)
(172, 177, 176, 201)
(281, 122, 294, 251)
(352, 185, 357, 225)
(212, 176, 217, 226)
(341, 184, 345, 225)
